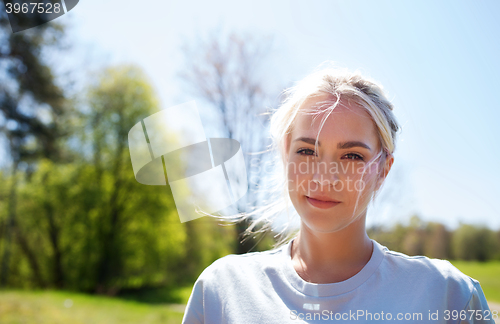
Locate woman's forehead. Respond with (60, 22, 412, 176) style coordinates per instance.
(296, 97, 372, 128)
(292, 96, 379, 146)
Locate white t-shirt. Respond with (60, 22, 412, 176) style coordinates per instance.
(182, 238, 496, 323)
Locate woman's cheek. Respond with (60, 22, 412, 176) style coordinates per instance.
(351, 163, 378, 190)
(287, 160, 309, 196)
(287, 162, 299, 194)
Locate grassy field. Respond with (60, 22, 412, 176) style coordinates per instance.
(0, 289, 185, 324)
(450, 260, 500, 304)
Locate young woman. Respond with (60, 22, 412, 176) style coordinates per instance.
(182, 67, 496, 323)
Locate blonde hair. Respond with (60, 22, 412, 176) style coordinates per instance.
(204, 64, 400, 249)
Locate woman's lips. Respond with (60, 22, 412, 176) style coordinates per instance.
(306, 196, 341, 209)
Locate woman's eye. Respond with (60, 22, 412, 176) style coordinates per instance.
(297, 148, 316, 156)
(343, 153, 364, 160)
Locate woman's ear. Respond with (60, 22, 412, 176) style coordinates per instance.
(375, 153, 394, 192)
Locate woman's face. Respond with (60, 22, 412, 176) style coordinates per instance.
(285, 93, 393, 233)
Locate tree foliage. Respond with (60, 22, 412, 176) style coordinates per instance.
(0, 7, 71, 287)
(451, 224, 498, 262)
(368, 215, 499, 261)
(0, 65, 236, 294)
(0, 7, 69, 164)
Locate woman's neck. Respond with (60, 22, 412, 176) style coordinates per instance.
(290, 217, 373, 284)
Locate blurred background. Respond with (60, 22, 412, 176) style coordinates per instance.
(0, 0, 499, 323)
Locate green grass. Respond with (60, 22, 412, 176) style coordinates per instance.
(0, 289, 185, 324)
(118, 286, 194, 305)
(450, 260, 500, 304)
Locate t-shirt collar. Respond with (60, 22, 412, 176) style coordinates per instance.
(280, 238, 386, 297)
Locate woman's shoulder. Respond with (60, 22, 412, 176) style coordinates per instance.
(196, 245, 286, 282)
(376, 241, 479, 296)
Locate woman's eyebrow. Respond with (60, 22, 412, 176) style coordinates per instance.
(294, 137, 372, 151)
(338, 141, 372, 151)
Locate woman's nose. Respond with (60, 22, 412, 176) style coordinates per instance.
(311, 161, 340, 188)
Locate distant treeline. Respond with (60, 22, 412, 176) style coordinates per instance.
(368, 216, 500, 261)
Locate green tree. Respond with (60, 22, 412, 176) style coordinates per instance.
(401, 215, 425, 256)
(0, 8, 71, 287)
(424, 222, 451, 259)
(76, 65, 235, 294)
(80, 65, 180, 294)
(1, 62, 237, 293)
(452, 224, 497, 261)
(367, 223, 409, 253)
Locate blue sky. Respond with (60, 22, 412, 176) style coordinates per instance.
(26, 0, 500, 229)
